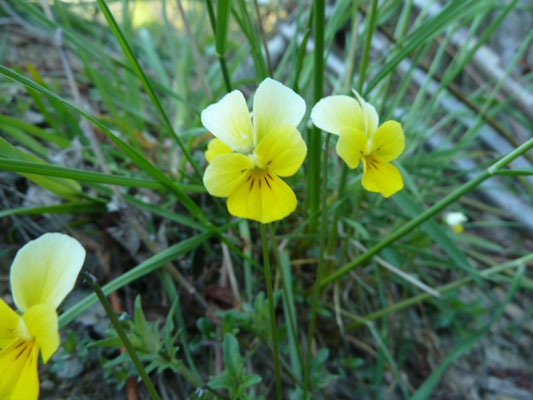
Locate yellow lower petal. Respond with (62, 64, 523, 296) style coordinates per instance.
(452, 225, 464, 233)
(336, 130, 368, 169)
(0, 339, 40, 400)
(369, 121, 405, 162)
(362, 155, 404, 197)
(23, 304, 59, 363)
(254, 125, 307, 177)
(0, 300, 21, 349)
(203, 153, 253, 197)
(205, 138, 234, 163)
(227, 169, 297, 223)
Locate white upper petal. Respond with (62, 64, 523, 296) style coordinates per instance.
(10, 233, 86, 311)
(252, 78, 306, 145)
(311, 95, 366, 136)
(201, 90, 254, 153)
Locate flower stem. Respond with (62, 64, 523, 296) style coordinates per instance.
(268, 224, 305, 373)
(81, 271, 161, 400)
(260, 223, 283, 399)
(358, 0, 379, 94)
(204, 0, 232, 92)
(307, 0, 325, 232)
(303, 134, 331, 399)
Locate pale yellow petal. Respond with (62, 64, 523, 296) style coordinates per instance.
(362, 155, 404, 197)
(311, 95, 366, 136)
(369, 121, 405, 162)
(201, 90, 253, 153)
(203, 153, 253, 197)
(0, 339, 40, 400)
(253, 78, 306, 145)
(255, 125, 307, 177)
(227, 170, 297, 223)
(336, 130, 368, 169)
(23, 304, 59, 363)
(205, 138, 233, 163)
(10, 233, 86, 311)
(0, 299, 21, 348)
(352, 90, 379, 135)
(452, 225, 464, 233)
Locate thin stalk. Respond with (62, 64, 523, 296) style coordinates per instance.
(268, 224, 304, 373)
(307, 0, 325, 231)
(82, 271, 161, 400)
(204, 0, 232, 92)
(253, 0, 273, 76)
(378, 0, 413, 115)
(159, 271, 201, 377)
(343, 1, 359, 90)
(218, 55, 233, 93)
(260, 223, 282, 399)
(357, 0, 379, 94)
(319, 136, 533, 290)
(303, 134, 330, 399)
(175, 0, 212, 100)
(239, 220, 254, 301)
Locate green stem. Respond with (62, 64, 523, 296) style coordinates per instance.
(378, 0, 413, 115)
(268, 224, 305, 373)
(81, 271, 161, 400)
(253, 0, 273, 76)
(357, 0, 379, 94)
(319, 137, 533, 291)
(303, 134, 330, 399)
(218, 56, 233, 92)
(204, 0, 232, 92)
(159, 272, 201, 378)
(260, 223, 282, 399)
(325, 164, 348, 275)
(307, 0, 325, 231)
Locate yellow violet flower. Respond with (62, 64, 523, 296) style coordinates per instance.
(0, 233, 85, 400)
(202, 78, 307, 223)
(444, 212, 468, 233)
(311, 91, 405, 197)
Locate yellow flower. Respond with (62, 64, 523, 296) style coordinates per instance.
(311, 91, 405, 197)
(0, 233, 85, 400)
(444, 212, 467, 233)
(202, 78, 307, 223)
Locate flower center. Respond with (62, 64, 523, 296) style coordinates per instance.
(16, 318, 32, 341)
(245, 167, 275, 192)
(249, 153, 266, 169)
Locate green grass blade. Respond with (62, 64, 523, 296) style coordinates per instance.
(0, 159, 204, 192)
(0, 114, 70, 148)
(0, 137, 81, 200)
(0, 65, 209, 223)
(94, 0, 203, 180)
(0, 202, 105, 219)
(365, 0, 480, 94)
